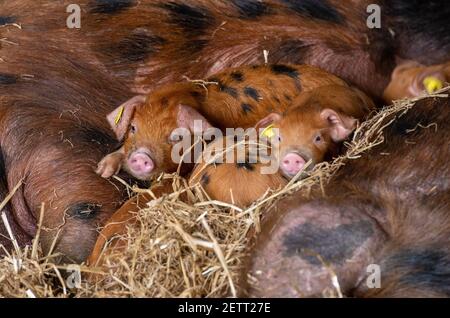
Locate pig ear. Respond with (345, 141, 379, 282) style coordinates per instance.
(176, 104, 213, 133)
(320, 108, 357, 142)
(106, 95, 146, 141)
(255, 113, 282, 130)
(392, 60, 422, 79)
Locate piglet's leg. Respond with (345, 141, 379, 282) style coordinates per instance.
(86, 193, 149, 267)
(243, 199, 386, 297)
(96, 147, 125, 179)
(87, 179, 178, 267)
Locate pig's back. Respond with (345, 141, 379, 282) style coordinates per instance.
(201, 64, 347, 129)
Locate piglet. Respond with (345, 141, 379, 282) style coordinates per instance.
(383, 61, 449, 103)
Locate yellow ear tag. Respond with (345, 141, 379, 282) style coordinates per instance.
(423, 76, 443, 94)
(261, 124, 275, 138)
(114, 106, 125, 125)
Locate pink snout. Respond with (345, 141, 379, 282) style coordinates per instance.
(127, 151, 154, 177)
(280, 152, 306, 177)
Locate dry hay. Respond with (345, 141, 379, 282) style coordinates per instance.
(0, 88, 448, 298)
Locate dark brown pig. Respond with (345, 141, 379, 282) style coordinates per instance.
(0, 29, 140, 263)
(242, 95, 450, 297)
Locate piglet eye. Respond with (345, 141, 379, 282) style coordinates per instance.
(168, 131, 181, 144)
(314, 134, 322, 144)
(130, 124, 137, 134)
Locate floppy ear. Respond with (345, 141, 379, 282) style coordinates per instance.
(391, 60, 422, 80)
(320, 108, 357, 142)
(176, 104, 213, 134)
(106, 95, 146, 141)
(255, 113, 282, 131)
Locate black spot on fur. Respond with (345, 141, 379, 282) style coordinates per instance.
(162, 2, 215, 36)
(90, 0, 135, 14)
(284, 94, 292, 101)
(211, 79, 239, 99)
(230, 71, 244, 82)
(283, 220, 374, 266)
(271, 64, 300, 79)
(241, 103, 253, 114)
(281, 0, 344, 24)
(271, 64, 302, 90)
(236, 161, 255, 171)
(0, 73, 18, 85)
(0, 16, 16, 25)
(231, 0, 271, 19)
(66, 202, 101, 220)
(70, 126, 116, 149)
(386, 249, 450, 296)
(109, 29, 166, 63)
(243, 87, 261, 101)
(200, 173, 210, 186)
(272, 39, 311, 64)
(390, 115, 418, 137)
(221, 85, 239, 99)
(160, 97, 169, 107)
(272, 95, 281, 104)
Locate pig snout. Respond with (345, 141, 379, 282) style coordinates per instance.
(127, 149, 154, 178)
(280, 152, 306, 177)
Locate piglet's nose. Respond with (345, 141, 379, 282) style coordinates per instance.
(128, 153, 154, 175)
(281, 153, 306, 176)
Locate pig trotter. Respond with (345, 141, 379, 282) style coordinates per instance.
(96, 152, 124, 178)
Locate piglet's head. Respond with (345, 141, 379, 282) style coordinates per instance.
(106, 95, 213, 180)
(383, 61, 448, 103)
(256, 86, 367, 179)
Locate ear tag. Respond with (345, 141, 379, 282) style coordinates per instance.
(423, 76, 443, 94)
(114, 106, 125, 125)
(261, 124, 275, 138)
